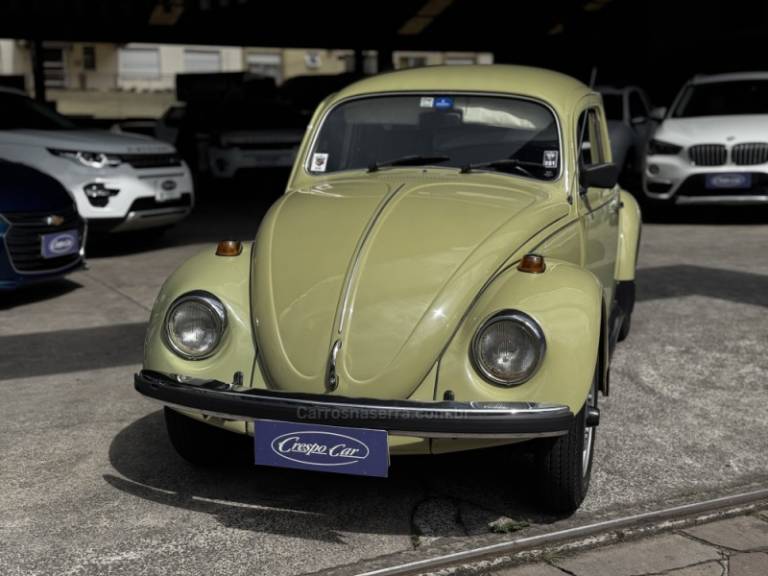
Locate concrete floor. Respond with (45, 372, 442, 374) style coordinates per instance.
(1, 183, 766, 576)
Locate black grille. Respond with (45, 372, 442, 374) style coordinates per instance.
(3, 206, 84, 272)
(117, 153, 182, 169)
(732, 143, 768, 165)
(689, 144, 727, 166)
(646, 182, 673, 194)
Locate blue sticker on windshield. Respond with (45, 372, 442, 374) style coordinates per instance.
(434, 96, 454, 110)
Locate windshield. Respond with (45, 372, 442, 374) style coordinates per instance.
(601, 94, 624, 121)
(0, 92, 76, 130)
(308, 94, 561, 180)
(673, 80, 768, 117)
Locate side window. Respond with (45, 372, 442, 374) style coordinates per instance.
(629, 91, 647, 120)
(577, 108, 605, 167)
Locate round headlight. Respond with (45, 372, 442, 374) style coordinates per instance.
(471, 311, 545, 386)
(76, 151, 109, 168)
(164, 291, 227, 360)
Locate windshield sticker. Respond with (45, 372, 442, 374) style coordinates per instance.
(434, 96, 454, 110)
(543, 150, 559, 168)
(311, 153, 329, 172)
(420, 97, 435, 108)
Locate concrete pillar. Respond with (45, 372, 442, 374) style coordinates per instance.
(30, 39, 46, 102)
(353, 48, 364, 74)
(376, 48, 393, 73)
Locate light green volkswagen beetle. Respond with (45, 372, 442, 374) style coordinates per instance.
(136, 65, 641, 513)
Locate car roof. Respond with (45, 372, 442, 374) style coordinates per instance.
(0, 86, 27, 96)
(330, 65, 593, 117)
(691, 71, 768, 84)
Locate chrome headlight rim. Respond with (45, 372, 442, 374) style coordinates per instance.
(163, 290, 227, 361)
(470, 309, 546, 387)
(48, 148, 121, 169)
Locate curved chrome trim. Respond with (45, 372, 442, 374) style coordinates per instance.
(676, 194, 768, 205)
(326, 339, 342, 391)
(470, 309, 546, 387)
(163, 290, 228, 361)
(302, 91, 564, 184)
(136, 370, 573, 439)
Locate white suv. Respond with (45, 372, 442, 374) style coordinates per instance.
(644, 72, 768, 205)
(0, 88, 194, 232)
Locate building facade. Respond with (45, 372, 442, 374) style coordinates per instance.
(0, 40, 493, 117)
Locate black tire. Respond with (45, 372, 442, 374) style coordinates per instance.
(535, 369, 598, 514)
(164, 407, 243, 466)
(618, 314, 632, 342)
(616, 281, 636, 342)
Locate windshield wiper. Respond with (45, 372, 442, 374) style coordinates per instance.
(460, 158, 541, 176)
(367, 155, 450, 173)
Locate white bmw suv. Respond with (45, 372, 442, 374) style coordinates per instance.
(0, 88, 194, 232)
(644, 72, 768, 205)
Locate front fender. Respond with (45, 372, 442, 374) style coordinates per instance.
(436, 259, 602, 414)
(615, 190, 642, 281)
(143, 243, 257, 389)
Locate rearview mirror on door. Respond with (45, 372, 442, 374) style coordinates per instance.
(580, 163, 619, 190)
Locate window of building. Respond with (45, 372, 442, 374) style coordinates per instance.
(183, 49, 222, 73)
(398, 55, 428, 69)
(119, 47, 161, 78)
(246, 53, 282, 83)
(83, 46, 96, 70)
(444, 57, 475, 65)
(43, 47, 66, 88)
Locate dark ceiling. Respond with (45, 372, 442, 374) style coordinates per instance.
(1, 0, 766, 102)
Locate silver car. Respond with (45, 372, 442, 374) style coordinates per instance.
(0, 88, 194, 232)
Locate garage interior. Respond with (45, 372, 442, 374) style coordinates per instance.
(0, 0, 765, 104)
(0, 2, 766, 576)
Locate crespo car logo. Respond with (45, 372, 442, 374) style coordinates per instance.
(45, 215, 64, 226)
(48, 234, 76, 255)
(270, 431, 370, 467)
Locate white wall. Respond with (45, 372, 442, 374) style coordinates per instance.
(117, 43, 244, 91)
(0, 40, 18, 75)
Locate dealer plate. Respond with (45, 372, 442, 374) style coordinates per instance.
(254, 419, 389, 477)
(705, 173, 752, 189)
(40, 229, 79, 259)
(155, 177, 183, 202)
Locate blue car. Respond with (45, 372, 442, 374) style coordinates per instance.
(0, 160, 85, 290)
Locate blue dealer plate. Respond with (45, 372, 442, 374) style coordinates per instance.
(254, 419, 389, 477)
(41, 230, 79, 259)
(705, 173, 752, 189)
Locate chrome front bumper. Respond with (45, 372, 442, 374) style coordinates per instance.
(111, 206, 192, 232)
(135, 370, 574, 439)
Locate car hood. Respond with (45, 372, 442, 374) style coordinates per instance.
(0, 129, 176, 154)
(252, 172, 568, 399)
(657, 115, 768, 145)
(0, 160, 75, 212)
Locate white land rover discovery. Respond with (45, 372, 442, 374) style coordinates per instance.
(644, 72, 768, 205)
(0, 88, 194, 232)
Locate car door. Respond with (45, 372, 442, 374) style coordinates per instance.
(576, 106, 620, 305)
(628, 89, 653, 157)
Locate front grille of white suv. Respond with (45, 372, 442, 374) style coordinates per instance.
(689, 144, 727, 166)
(732, 143, 768, 165)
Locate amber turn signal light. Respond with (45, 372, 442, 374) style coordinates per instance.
(518, 253, 546, 273)
(216, 240, 242, 257)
